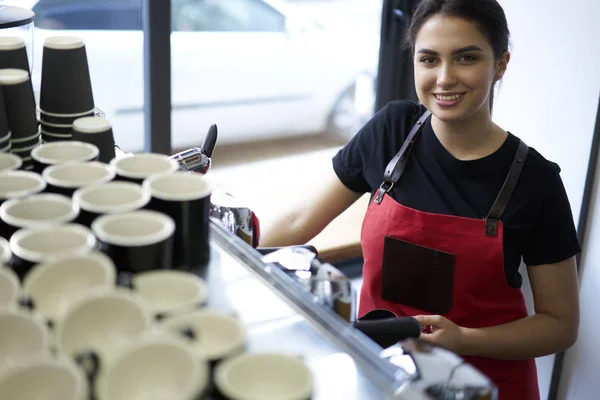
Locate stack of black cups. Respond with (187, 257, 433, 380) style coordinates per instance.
(0, 37, 37, 170)
(39, 36, 95, 144)
(0, 69, 39, 171)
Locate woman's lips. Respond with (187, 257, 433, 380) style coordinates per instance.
(433, 92, 465, 107)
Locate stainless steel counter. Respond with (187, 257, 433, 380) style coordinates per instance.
(198, 222, 496, 400)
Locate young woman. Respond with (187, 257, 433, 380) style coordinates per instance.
(260, 1, 580, 398)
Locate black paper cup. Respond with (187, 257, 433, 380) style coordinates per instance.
(42, 161, 115, 197)
(40, 36, 95, 115)
(92, 210, 175, 273)
(40, 110, 94, 126)
(110, 153, 178, 184)
(0, 37, 30, 71)
(10, 130, 40, 149)
(214, 353, 313, 400)
(0, 170, 46, 206)
(0, 69, 37, 140)
(72, 117, 116, 163)
(0, 133, 10, 148)
(143, 172, 212, 269)
(31, 141, 99, 173)
(0, 193, 79, 240)
(9, 223, 96, 280)
(0, 152, 22, 172)
(41, 132, 72, 144)
(72, 181, 149, 228)
(40, 123, 73, 135)
(0, 87, 9, 140)
(0, 141, 10, 153)
(11, 142, 38, 161)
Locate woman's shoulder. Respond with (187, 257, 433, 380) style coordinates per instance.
(383, 100, 426, 125)
(513, 135, 564, 192)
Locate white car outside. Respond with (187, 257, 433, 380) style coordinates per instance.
(1, 0, 379, 152)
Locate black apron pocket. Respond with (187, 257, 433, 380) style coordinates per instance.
(381, 235, 455, 314)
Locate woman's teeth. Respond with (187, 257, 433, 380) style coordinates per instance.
(435, 93, 463, 100)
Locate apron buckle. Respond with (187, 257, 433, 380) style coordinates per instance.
(374, 182, 394, 205)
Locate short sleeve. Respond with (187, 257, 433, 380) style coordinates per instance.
(523, 168, 581, 266)
(332, 104, 390, 193)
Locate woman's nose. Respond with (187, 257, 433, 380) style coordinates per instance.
(436, 64, 458, 88)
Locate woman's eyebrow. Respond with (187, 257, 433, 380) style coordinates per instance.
(416, 45, 484, 55)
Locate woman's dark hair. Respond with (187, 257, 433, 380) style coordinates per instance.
(405, 0, 511, 111)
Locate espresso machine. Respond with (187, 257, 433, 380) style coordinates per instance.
(141, 126, 497, 400)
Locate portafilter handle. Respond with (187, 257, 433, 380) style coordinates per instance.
(169, 124, 218, 175)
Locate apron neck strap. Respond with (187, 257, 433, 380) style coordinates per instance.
(374, 110, 432, 204)
(484, 139, 529, 236)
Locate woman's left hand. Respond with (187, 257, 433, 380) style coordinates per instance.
(414, 315, 465, 354)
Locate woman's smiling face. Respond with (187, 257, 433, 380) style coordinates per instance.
(413, 14, 509, 123)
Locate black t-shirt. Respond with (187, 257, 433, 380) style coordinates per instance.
(333, 101, 581, 288)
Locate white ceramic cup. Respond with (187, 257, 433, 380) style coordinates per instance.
(109, 153, 178, 183)
(31, 141, 99, 173)
(9, 224, 96, 280)
(0, 267, 19, 310)
(72, 181, 150, 227)
(0, 153, 22, 172)
(22, 251, 117, 323)
(0, 194, 79, 239)
(42, 161, 115, 193)
(0, 170, 46, 204)
(56, 288, 151, 367)
(214, 352, 314, 400)
(0, 354, 88, 400)
(0, 236, 10, 265)
(161, 310, 246, 362)
(132, 270, 208, 318)
(0, 309, 49, 374)
(95, 334, 209, 400)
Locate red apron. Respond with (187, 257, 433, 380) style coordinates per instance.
(359, 111, 539, 399)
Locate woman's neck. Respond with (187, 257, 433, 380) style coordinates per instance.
(430, 110, 508, 161)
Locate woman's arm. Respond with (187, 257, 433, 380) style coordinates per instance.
(458, 256, 579, 359)
(259, 166, 364, 247)
(417, 256, 579, 359)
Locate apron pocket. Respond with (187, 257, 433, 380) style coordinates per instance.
(381, 235, 455, 314)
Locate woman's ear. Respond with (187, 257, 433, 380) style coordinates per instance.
(495, 51, 511, 81)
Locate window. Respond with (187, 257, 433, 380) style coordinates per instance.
(172, 0, 285, 32)
(33, 0, 142, 30)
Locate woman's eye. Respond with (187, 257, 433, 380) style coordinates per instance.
(420, 57, 437, 65)
(458, 55, 477, 62)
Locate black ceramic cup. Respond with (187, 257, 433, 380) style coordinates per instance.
(143, 172, 212, 270)
(0, 69, 37, 141)
(9, 223, 96, 280)
(0, 193, 79, 240)
(40, 36, 95, 115)
(0, 170, 46, 207)
(0, 37, 30, 71)
(72, 117, 116, 163)
(91, 210, 175, 273)
(109, 153, 179, 184)
(42, 161, 115, 197)
(72, 181, 149, 228)
(31, 141, 99, 174)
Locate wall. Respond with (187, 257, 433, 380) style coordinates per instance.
(493, 1, 600, 399)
